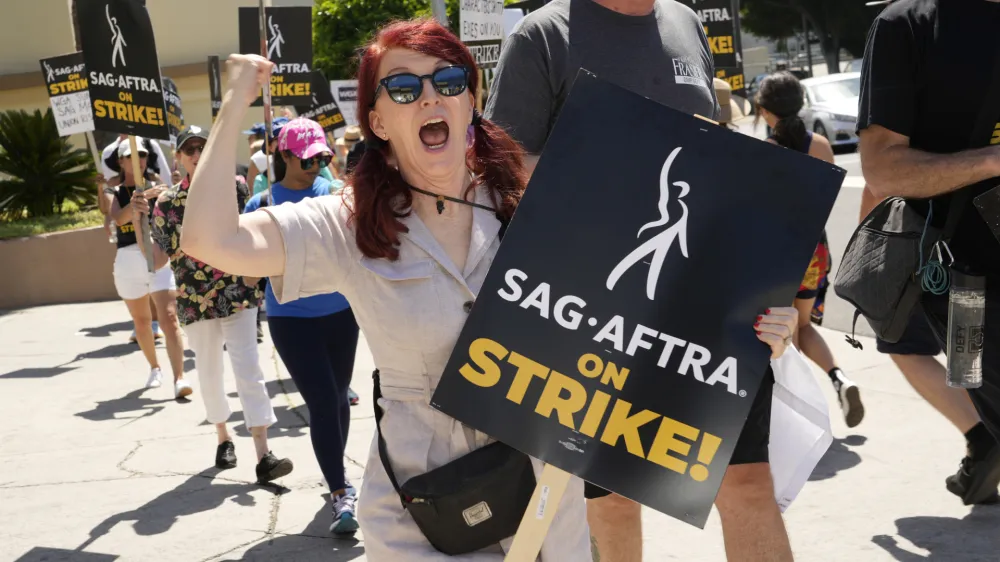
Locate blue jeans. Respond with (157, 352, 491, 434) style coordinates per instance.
(269, 308, 359, 491)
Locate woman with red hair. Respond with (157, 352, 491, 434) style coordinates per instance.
(180, 20, 593, 559)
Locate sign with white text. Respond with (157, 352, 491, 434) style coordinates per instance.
(678, 0, 745, 96)
(208, 55, 222, 123)
(77, 0, 170, 140)
(238, 6, 313, 106)
(39, 52, 95, 137)
(430, 71, 844, 528)
(162, 76, 183, 145)
(461, 0, 504, 68)
(330, 79, 359, 134)
(295, 71, 346, 133)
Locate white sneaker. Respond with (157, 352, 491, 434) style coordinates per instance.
(174, 378, 193, 398)
(145, 368, 163, 389)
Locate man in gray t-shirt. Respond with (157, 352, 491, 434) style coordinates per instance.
(485, 0, 719, 170)
(485, 1, 793, 561)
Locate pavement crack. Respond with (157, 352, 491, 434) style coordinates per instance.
(117, 441, 144, 477)
(344, 453, 366, 470)
(266, 488, 283, 536)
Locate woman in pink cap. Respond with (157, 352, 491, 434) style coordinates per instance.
(242, 118, 362, 536)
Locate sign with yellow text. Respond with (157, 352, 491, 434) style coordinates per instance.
(77, 0, 170, 140)
(238, 6, 313, 106)
(162, 76, 183, 145)
(39, 52, 95, 137)
(679, 0, 745, 95)
(295, 71, 346, 134)
(430, 71, 844, 528)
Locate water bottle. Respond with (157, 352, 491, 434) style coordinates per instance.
(108, 220, 118, 244)
(946, 268, 986, 389)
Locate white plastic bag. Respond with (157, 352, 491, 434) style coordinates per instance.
(768, 346, 833, 511)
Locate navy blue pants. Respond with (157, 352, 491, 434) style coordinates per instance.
(269, 308, 359, 492)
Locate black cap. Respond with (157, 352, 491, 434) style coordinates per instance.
(177, 125, 209, 149)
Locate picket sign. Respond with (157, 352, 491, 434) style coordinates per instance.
(127, 135, 156, 273)
(503, 112, 724, 562)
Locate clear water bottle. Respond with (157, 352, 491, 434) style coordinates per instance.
(108, 220, 118, 244)
(946, 268, 986, 389)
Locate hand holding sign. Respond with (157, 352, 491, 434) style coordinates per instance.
(225, 54, 275, 107)
(754, 307, 798, 358)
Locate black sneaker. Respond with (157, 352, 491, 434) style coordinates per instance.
(256, 452, 294, 484)
(945, 443, 1000, 505)
(215, 440, 237, 470)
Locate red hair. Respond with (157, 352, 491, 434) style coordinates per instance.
(347, 18, 527, 260)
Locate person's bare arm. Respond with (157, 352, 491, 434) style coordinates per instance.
(181, 55, 286, 279)
(859, 184, 881, 222)
(808, 133, 836, 166)
(110, 191, 133, 225)
(860, 125, 1000, 200)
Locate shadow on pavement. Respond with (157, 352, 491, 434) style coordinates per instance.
(77, 321, 133, 338)
(13, 546, 119, 561)
(200, 404, 310, 439)
(809, 434, 866, 481)
(872, 504, 1000, 561)
(0, 366, 79, 379)
(221, 497, 364, 561)
(75, 389, 181, 423)
(78, 470, 259, 551)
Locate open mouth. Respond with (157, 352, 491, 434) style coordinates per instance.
(419, 118, 450, 150)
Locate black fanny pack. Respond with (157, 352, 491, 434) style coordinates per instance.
(372, 369, 536, 555)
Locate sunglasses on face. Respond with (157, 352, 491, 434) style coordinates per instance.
(371, 65, 470, 106)
(180, 143, 205, 157)
(298, 154, 332, 170)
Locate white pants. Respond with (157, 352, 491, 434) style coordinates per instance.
(183, 308, 276, 428)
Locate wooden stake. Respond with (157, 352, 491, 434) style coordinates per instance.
(258, 0, 275, 207)
(504, 465, 573, 562)
(128, 135, 156, 273)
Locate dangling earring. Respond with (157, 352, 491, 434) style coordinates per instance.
(466, 124, 475, 149)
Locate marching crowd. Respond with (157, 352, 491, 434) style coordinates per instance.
(88, 0, 1000, 559)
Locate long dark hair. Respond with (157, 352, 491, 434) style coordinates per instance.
(755, 72, 810, 153)
(348, 19, 527, 261)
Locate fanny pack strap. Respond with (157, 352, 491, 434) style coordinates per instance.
(372, 369, 408, 506)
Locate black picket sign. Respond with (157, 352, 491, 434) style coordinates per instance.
(294, 71, 346, 133)
(677, 0, 746, 96)
(39, 52, 95, 137)
(429, 70, 844, 528)
(162, 76, 183, 145)
(77, 0, 170, 140)
(207, 55, 222, 123)
(238, 6, 313, 106)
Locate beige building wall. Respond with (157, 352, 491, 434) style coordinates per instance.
(0, 0, 314, 168)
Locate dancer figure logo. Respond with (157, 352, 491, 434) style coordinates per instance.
(267, 15, 284, 59)
(44, 62, 55, 82)
(106, 4, 127, 68)
(606, 147, 691, 300)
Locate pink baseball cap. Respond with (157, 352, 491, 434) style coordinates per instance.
(278, 118, 330, 159)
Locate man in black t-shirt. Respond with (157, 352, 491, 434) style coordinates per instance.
(858, 0, 1000, 506)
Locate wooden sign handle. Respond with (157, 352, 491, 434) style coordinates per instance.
(694, 114, 720, 125)
(128, 135, 156, 273)
(504, 464, 573, 562)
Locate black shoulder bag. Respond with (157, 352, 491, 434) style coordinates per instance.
(371, 213, 536, 556)
(835, 48, 1000, 346)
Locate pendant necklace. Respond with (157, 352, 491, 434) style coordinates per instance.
(407, 183, 496, 215)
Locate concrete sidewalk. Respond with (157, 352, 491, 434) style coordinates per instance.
(2, 301, 998, 561)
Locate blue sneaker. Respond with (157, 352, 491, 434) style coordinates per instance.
(348, 387, 360, 406)
(330, 487, 359, 536)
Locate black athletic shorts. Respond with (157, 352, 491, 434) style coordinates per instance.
(875, 303, 943, 356)
(923, 290, 1000, 444)
(583, 367, 775, 500)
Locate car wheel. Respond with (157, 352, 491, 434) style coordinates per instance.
(814, 121, 829, 138)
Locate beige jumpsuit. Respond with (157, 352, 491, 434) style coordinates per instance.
(263, 186, 592, 561)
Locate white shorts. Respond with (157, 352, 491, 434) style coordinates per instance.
(113, 245, 176, 300)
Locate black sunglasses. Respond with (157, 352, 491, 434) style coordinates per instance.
(180, 143, 205, 157)
(298, 153, 332, 170)
(371, 66, 470, 106)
